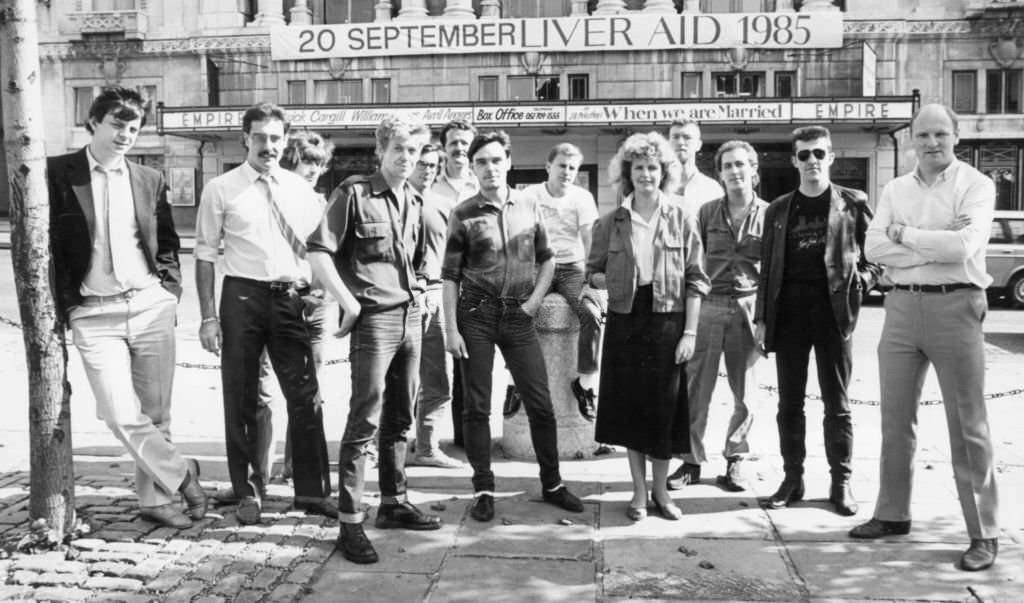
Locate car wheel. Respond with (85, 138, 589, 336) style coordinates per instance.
(1009, 273, 1024, 308)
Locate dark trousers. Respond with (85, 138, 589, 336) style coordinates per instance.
(219, 277, 331, 500)
(457, 288, 561, 493)
(550, 262, 602, 374)
(338, 302, 420, 523)
(773, 282, 853, 481)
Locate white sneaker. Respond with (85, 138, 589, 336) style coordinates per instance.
(408, 450, 465, 469)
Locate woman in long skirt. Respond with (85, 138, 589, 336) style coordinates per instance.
(586, 132, 709, 520)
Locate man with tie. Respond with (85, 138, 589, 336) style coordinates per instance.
(195, 102, 333, 525)
(48, 86, 206, 528)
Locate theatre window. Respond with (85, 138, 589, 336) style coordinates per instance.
(287, 80, 307, 104)
(714, 72, 765, 98)
(371, 78, 391, 103)
(775, 71, 796, 98)
(568, 74, 589, 100)
(956, 143, 1022, 211)
(314, 79, 362, 103)
(952, 71, 977, 114)
(508, 75, 560, 101)
(986, 69, 1022, 114)
(682, 72, 702, 99)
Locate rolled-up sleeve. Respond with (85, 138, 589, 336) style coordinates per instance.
(441, 211, 466, 283)
(683, 213, 711, 299)
(306, 184, 352, 256)
(194, 182, 224, 264)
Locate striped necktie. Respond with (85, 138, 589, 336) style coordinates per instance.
(258, 174, 306, 259)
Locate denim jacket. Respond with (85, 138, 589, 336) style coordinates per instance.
(755, 184, 882, 351)
(587, 200, 709, 314)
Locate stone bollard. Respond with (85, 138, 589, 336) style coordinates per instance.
(502, 292, 595, 459)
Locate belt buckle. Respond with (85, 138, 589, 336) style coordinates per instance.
(269, 281, 290, 292)
(121, 288, 138, 300)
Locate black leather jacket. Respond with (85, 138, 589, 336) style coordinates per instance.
(754, 184, 882, 352)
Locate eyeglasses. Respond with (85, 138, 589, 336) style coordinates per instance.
(416, 160, 439, 171)
(796, 148, 828, 162)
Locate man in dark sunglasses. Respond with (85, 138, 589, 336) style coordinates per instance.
(754, 125, 881, 517)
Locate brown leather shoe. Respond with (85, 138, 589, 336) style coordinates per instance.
(960, 538, 998, 571)
(179, 458, 208, 520)
(666, 463, 701, 491)
(140, 503, 191, 528)
(337, 522, 378, 564)
(848, 517, 911, 539)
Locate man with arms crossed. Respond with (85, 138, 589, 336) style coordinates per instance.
(442, 130, 584, 522)
(850, 104, 999, 572)
(195, 103, 333, 525)
(49, 86, 205, 528)
(308, 116, 442, 565)
(669, 140, 767, 493)
(754, 126, 880, 517)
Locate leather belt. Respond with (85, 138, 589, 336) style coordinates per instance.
(227, 275, 299, 293)
(892, 283, 979, 294)
(81, 288, 143, 305)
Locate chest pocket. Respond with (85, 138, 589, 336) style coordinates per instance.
(354, 221, 395, 263)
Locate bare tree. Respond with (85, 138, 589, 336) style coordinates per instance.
(1, 0, 76, 542)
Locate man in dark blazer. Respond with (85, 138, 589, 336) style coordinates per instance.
(754, 125, 881, 517)
(48, 86, 206, 528)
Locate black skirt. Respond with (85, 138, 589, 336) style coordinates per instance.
(594, 285, 689, 460)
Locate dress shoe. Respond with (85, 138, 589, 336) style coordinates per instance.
(848, 517, 911, 539)
(470, 494, 495, 522)
(375, 502, 442, 531)
(666, 463, 701, 490)
(502, 385, 523, 419)
(570, 377, 597, 422)
(179, 458, 208, 520)
(829, 481, 859, 517)
(140, 503, 191, 528)
(337, 522, 378, 564)
(960, 538, 998, 571)
(767, 476, 805, 509)
(294, 498, 340, 519)
(542, 486, 584, 513)
(407, 450, 465, 469)
(652, 496, 683, 520)
(716, 457, 747, 492)
(237, 492, 262, 525)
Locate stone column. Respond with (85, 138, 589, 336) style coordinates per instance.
(800, 0, 839, 10)
(375, 1, 394, 21)
(593, 0, 626, 14)
(570, 0, 589, 14)
(397, 0, 429, 19)
(254, 0, 285, 26)
(289, 0, 312, 25)
(480, 0, 501, 18)
(644, 0, 677, 12)
(683, 0, 701, 11)
(502, 295, 595, 460)
(443, 0, 476, 19)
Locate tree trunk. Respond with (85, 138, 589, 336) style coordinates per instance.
(0, 0, 76, 537)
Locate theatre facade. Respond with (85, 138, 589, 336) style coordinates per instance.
(9, 0, 1024, 228)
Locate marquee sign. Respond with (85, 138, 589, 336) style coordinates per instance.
(270, 12, 844, 60)
(159, 99, 914, 134)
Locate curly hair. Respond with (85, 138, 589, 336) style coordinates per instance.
(280, 130, 335, 171)
(607, 132, 681, 199)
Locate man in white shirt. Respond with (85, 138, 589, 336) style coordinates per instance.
(850, 104, 1000, 572)
(518, 143, 602, 420)
(668, 119, 725, 215)
(195, 102, 333, 525)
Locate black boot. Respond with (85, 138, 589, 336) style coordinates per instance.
(829, 480, 859, 517)
(767, 474, 804, 509)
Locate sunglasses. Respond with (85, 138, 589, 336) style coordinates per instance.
(796, 148, 828, 162)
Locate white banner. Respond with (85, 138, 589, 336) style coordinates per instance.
(271, 12, 843, 60)
(160, 99, 914, 133)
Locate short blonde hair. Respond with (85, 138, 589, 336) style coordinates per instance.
(375, 116, 430, 156)
(608, 132, 681, 199)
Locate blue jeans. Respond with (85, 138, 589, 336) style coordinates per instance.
(550, 262, 602, 374)
(416, 286, 453, 455)
(457, 287, 562, 493)
(338, 302, 421, 523)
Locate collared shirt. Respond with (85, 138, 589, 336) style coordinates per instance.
(697, 195, 768, 296)
(621, 194, 664, 286)
(675, 170, 725, 216)
(307, 172, 423, 312)
(195, 162, 325, 282)
(521, 182, 599, 264)
(431, 170, 479, 207)
(866, 159, 995, 288)
(81, 148, 158, 296)
(417, 189, 457, 284)
(441, 188, 554, 300)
